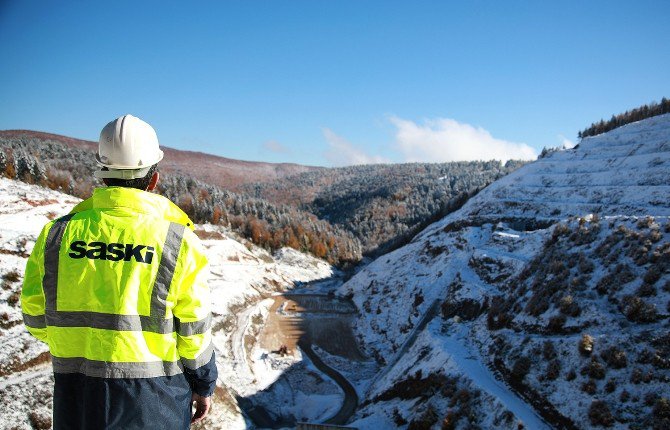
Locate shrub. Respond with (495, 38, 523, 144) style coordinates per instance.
(583, 359, 606, 379)
(604, 378, 616, 393)
(654, 397, 670, 419)
(28, 412, 52, 430)
(645, 392, 659, 407)
(559, 295, 581, 317)
(375, 371, 449, 401)
(441, 410, 460, 430)
(580, 334, 595, 356)
(7, 291, 20, 306)
(588, 400, 614, 427)
(621, 295, 658, 323)
(525, 291, 551, 316)
(392, 408, 408, 426)
(581, 379, 597, 394)
(443, 298, 485, 321)
(408, 406, 439, 430)
(637, 216, 655, 229)
(251, 313, 263, 325)
(511, 356, 532, 382)
(566, 368, 577, 381)
(450, 388, 471, 407)
(638, 283, 657, 297)
(579, 257, 595, 274)
(543, 340, 557, 360)
(487, 296, 511, 330)
(596, 265, 636, 295)
(547, 314, 566, 333)
(620, 390, 630, 402)
(643, 266, 662, 285)
(630, 245, 650, 266)
(2, 270, 20, 283)
(546, 359, 561, 380)
(630, 367, 653, 384)
(553, 223, 571, 238)
(601, 346, 628, 369)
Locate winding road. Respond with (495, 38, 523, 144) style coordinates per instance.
(235, 294, 362, 427)
(298, 340, 358, 425)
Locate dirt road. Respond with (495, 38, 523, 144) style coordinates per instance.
(298, 340, 358, 425)
(259, 294, 363, 360)
(256, 294, 362, 425)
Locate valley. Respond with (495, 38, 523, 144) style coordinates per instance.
(0, 112, 669, 429)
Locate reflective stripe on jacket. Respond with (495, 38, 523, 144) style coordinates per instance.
(21, 186, 215, 384)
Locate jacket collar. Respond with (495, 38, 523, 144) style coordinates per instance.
(70, 187, 195, 230)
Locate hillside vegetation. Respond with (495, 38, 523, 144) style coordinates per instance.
(579, 98, 670, 139)
(0, 130, 318, 191)
(0, 136, 361, 265)
(0, 132, 524, 263)
(244, 161, 525, 255)
(340, 113, 670, 429)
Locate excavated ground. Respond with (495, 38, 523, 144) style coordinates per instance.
(259, 294, 365, 361)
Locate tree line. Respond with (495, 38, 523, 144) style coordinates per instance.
(1, 133, 526, 264)
(579, 98, 670, 139)
(0, 136, 361, 266)
(242, 161, 526, 255)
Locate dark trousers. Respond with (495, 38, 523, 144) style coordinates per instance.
(53, 372, 191, 430)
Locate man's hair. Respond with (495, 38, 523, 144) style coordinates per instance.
(102, 165, 158, 190)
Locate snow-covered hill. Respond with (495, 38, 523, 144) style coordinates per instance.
(340, 115, 670, 429)
(465, 113, 670, 220)
(0, 177, 335, 429)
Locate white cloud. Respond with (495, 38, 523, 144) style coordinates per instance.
(558, 134, 576, 149)
(389, 116, 537, 163)
(323, 128, 390, 166)
(263, 140, 290, 154)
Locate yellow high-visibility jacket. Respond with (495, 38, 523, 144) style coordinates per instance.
(21, 186, 214, 382)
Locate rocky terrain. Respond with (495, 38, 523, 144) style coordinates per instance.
(338, 114, 670, 429)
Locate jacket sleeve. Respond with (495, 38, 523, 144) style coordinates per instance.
(20, 224, 50, 343)
(172, 229, 217, 396)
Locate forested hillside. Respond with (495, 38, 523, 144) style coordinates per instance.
(0, 130, 318, 191)
(0, 131, 526, 263)
(0, 135, 361, 265)
(243, 161, 526, 255)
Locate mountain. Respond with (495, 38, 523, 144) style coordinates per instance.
(0, 131, 362, 265)
(337, 114, 670, 429)
(244, 161, 527, 255)
(0, 130, 319, 192)
(0, 129, 525, 262)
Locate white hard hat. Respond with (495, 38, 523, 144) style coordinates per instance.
(94, 114, 164, 179)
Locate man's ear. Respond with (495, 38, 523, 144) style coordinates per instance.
(147, 171, 159, 191)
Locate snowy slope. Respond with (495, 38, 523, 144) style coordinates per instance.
(461, 113, 670, 220)
(0, 177, 335, 429)
(340, 115, 670, 429)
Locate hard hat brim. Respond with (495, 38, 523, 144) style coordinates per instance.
(94, 166, 153, 180)
(95, 150, 163, 170)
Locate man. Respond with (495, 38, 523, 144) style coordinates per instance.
(21, 114, 217, 429)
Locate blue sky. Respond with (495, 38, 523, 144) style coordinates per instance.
(1, 1, 668, 166)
